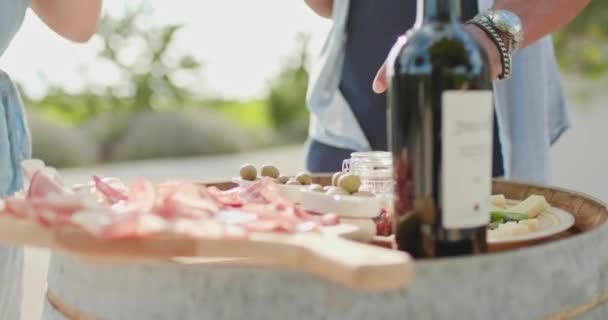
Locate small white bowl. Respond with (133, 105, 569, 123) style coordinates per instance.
(299, 190, 384, 219)
(231, 178, 303, 203)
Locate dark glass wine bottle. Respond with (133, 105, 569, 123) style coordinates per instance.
(387, 0, 493, 258)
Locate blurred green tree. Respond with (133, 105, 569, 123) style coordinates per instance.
(266, 33, 311, 143)
(553, 2, 608, 78)
(25, 2, 202, 122)
(95, 4, 202, 112)
(89, 3, 203, 160)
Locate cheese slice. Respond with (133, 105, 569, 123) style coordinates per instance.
(489, 194, 507, 209)
(507, 195, 549, 219)
(518, 218, 540, 232)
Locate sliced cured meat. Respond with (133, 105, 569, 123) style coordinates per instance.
(216, 210, 257, 225)
(128, 178, 156, 212)
(243, 220, 293, 233)
(70, 209, 115, 236)
(172, 218, 226, 239)
(319, 213, 340, 226)
(234, 178, 282, 205)
(93, 175, 128, 204)
(4, 198, 33, 219)
(27, 169, 67, 199)
(21, 158, 46, 182)
(0, 159, 346, 242)
(207, 187, 242, 207)
(101, 213, 169, 240)
(154, 184, 217, 220)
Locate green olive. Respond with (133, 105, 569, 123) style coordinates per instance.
(337, 173, 361, 194)
(277, 175, 290, 184)
(326, 186, 349, 196)
(239, 164, 257, 181)
(295, 172, 312, 185)
(332, 171, 345, 186)
(308, 184, 324, 192)
(352, 191, 374, 197)
(260, 164, 280, 179)
(286, 179, 302, 186)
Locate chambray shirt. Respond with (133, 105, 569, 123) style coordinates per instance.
(0, 1, 32, 320)
(306, 0, 570, 184)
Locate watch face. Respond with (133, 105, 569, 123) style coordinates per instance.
(491, 10, 523, 42)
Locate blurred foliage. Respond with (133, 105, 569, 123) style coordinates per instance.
(21, 4, 313, 167)
(95, 3, 202, 113)
(553, 2, 608, 78)
(266, 33, 311, 143)
(22, 0, 608, 169)
(110, 109, 250, 161)
(207, 99, 271, 129)
(24, 3, 202, 123)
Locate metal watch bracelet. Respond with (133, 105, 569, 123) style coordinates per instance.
(467, 17, 511, 80)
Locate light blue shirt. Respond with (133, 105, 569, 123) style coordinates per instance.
(0, 0, 30, 56)
(0, 1, 32, 320)
(306, 0, 570, 184)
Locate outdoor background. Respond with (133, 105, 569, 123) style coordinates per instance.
(0, 1, 606, 319)
(0, 0, 606, 180)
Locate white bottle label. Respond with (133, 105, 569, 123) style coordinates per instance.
(442, 90, 493, 229)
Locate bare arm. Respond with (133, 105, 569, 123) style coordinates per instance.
(492, 0, 591, 48)
(31, 0, 102, 43)
(373, 0, 592, 92)
(304, 0, 333, 19)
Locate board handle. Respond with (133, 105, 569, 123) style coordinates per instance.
(193, 233, 415, 291)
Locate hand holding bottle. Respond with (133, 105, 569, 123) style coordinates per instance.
(372, 24, 503, 94)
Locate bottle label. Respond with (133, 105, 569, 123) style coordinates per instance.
(441, 90, 493, 229)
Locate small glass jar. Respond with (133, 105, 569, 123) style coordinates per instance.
(342, 151, 394, 198)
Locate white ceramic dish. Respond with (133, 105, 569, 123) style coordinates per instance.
(487, 200, 575, 244)
(299, 190, 384, 219)
(231, 178, 303, 203)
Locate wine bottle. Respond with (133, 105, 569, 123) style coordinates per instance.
(387, 0, 493, 258)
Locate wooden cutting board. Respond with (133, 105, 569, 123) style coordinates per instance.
(0, 216, 414, 291)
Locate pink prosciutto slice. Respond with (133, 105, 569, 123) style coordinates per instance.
(27, 169, 67, 199)
(93, 175, 128, 204)
(100, 213, 169, 239)
(154, 183, 217, 219)
(127, 178, 156, 212)
(20, 159, 46, 181)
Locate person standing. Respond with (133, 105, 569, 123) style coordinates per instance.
(0, 1, 101, 319)
(304, 0, 589, 183)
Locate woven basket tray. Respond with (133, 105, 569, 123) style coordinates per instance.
(205, 176, 608, 252)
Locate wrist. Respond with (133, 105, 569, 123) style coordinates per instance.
(464, 24, 503, 80)
(468, 9, 524, 80)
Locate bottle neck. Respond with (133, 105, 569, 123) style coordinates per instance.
(415, 0, 461, 25)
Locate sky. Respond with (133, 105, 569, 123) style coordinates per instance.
(0, 0, 331, 100)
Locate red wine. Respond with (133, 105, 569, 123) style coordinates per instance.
(387, 0, 493, 258)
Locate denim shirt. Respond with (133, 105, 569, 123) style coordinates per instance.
(0, 1, 32, 320)
(0, 74, 29, 320)
(306, 0, 570, 184)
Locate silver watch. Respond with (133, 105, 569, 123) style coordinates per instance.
(487, 10, 524, 54)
